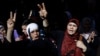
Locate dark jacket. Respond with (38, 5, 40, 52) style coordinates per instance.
(50, 30, 65, 56)
(10, 37, 58, 56)
(82, 36, 99, 56)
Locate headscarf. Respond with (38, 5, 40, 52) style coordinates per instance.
(26, 23, 39, 39)
(61, 18, 82, 56)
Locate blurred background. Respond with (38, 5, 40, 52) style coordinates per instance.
(0, 0, 100, 35)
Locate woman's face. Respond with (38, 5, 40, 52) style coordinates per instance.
(30, 29, 39, 40)
(22, 25, 27, 35)
(67, 22, 78, 35)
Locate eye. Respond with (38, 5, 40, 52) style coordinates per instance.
(31, 30, 39, 33)
(68, 24, 72, 26)
(35, 30, 39, 32)
(73, 25, 77, 27)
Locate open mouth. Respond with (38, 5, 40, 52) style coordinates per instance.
(69, 30, 73, 32)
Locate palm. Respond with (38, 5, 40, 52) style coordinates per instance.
(7, 11, 16, 29)
(37, 3, 47, 19)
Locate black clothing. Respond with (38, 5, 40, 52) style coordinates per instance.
(82, 36, 99, 56)
(49, 30, 65, 56)
(10, 38, 58, 56)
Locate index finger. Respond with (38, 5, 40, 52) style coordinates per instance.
(42, 3, 46, 9)
(13, 12, 16, 22)
(37, 4, 42, 10)
(10, 11, 13, 19)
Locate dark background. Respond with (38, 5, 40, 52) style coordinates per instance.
(0, 0, 100, 35)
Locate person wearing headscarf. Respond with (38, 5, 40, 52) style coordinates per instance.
(61, 18, 87, 56)
(26, 23, 58, 56)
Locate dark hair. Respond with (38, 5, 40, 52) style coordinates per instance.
(22, 19, 33, 26)
(79, 17, 95, 33)
(22, 16, 42, 28)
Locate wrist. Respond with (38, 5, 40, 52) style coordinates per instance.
(7, 28, 13, 31)
(43, 19, 48, 27)
(41, 16, 46, 20)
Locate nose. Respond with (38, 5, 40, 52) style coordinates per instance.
(70, 25, 73, 29)
(34, 31, 37, 34)
(22, 30, 24, 33)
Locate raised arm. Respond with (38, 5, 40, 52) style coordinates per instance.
(28, 10, 32, 19)
(87, 31, 96, 43)
(6, 11, 16, 43)
(37, 2, 48, 27)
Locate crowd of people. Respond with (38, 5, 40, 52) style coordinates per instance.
(0, 1, 100, 56)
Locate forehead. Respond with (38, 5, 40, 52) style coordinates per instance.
(68, 22, 77, 25)
(22, 25, 27, 28)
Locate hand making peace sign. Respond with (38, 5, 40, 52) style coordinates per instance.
(37, 2, 48, 19)
(7, 11, 16, 29)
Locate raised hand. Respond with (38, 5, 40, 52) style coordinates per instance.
(88, 31, 96, 43)
(7, 11, 16, 29)
(6, 11, 17, 42)
(91, 31, 96, 38)
(37, 2, 47, 19)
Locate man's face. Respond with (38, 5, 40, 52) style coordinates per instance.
(67, 22, 78, 35)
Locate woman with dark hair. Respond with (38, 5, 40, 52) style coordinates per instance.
(21, 18, 38, 40)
